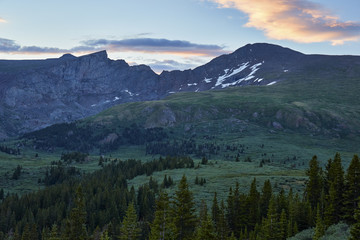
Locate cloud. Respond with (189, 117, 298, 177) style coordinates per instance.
(0, 18, 6, 23)
(146, 59, 199, 73)
(0, 37, 227, 57)
(81, 38, 227, 56)
(0, 38, 21, 52)
(211, 0, 360, 45)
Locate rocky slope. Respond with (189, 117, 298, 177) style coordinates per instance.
(1, 43, 360, 138)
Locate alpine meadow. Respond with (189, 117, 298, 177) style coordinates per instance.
(1, 1, 360, 239)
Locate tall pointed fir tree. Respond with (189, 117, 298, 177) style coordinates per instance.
(305, 156, 323, 209)
(343, 155, 360, 224)
(120, 202, 141, 240)
(313, 204, 325, 240)
(65, 185, 88, 240)
(173, 175, 196, 240)
(350, 197, 360, 240)
(247, 178, 260, 231)
(211, 192, 220, 230)
(324, 153, 344, 224)
(258, 196, 281, 240)
(194, 215, 217, 240)
(260, 180, 272, 219)
(216, 200, 228, 240)
(149, 191, 176, 240)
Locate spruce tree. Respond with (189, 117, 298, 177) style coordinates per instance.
(66, 185, 87, 240)
(279, 209, 287, 240)
(211, 192, 220, 229)
(324, 153, 344, 225)
(305, 156, 323, 209)
(343, 155, 360, 224)
(120, 202, 141, 240)
(247, 178, 260, 231)
(260, 180, 272, 219)
(194, 214, 216, 240)
(149, 191, 176, 240)
(173, 175, 196, 240)
(216, 200, 228, 240)
(313, 204, 325, 240)
(350, 198, 360, 240)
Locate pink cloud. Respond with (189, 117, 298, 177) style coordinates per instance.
(0, 18, 6, 23)
(211, 0, 360, 45)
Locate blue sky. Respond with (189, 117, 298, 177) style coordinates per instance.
(1, 0, 360, 73)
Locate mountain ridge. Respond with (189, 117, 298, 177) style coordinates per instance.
(1, 43, 360, 138)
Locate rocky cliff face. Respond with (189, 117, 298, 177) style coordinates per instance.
(0, 51, 160, 137)
(1, 43, 360, 138)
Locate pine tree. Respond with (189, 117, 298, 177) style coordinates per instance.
(149, 191, 176, 240)
(260, 180, 272, 219)
(49, 224, 60, 240)
(216, 200, 228, 240)
(66, 185, 88, 240)
(211, 192, 220, 229)
(324, 153, 344, 223)
(313, 204, 325, 240)
(305, 156, 323, 209)
(100, 230, 110, 240)
(173, 175, 196, 240)
(279, 209, 287, 240)
(194, 214, 216, 240)
(120, 202, 141, 240)
(350, 198, 360, 240)
(247, 178, 260, 231)
(260, 197, 281, 240)
(342, 155, 360, 224)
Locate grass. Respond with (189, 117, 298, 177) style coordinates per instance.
(127, 158, 307, 208)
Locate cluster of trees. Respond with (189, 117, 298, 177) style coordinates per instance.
(0, 156, 194, 240)
(0, 145, 20, 155)
(41, 161, 81, 186)
(1, 153, 360, 239)
(61, 152, 89, 163)
(304, 153, 360, 239)
(146, 140, 252, 160)
(23, 122, 168, 153)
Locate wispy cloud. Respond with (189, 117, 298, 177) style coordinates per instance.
(146, 59, 198, 73)
(0, 17, 6, 23)
(0, 37, 227, 57)
(211, 0, 360, 45)
(81, 38, 227, 56)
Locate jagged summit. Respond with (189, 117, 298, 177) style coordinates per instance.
(1, 43, 360, 138)
(60, 53, 77, 59)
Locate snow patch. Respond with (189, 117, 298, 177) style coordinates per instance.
(203, 77, 212, 83)
(123, 90, 134, 96)
(195, 88, 200, 92)
(187, 83, 198, 87)
(217, 62, 263, 88)
(267, 81, 277, 86)
(283, 69, 289, 72)
(168, 91, 175, 94)
(91, 104, 97, 107)
(113, 96, 120, 101)
(214, 63, 249, 88)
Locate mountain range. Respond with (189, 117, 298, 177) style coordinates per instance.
(1, 43, 360, 138)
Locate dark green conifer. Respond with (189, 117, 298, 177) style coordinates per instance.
(149, 191, 176, 240)
(343, 155, 360, 223)
(120, 202, 141, 240)
(305, 156, 323, 209)
(174, 175, 196, 240)
(350, 198, 360, 240)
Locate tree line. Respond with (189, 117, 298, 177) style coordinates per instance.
(0, 153, 360, 239)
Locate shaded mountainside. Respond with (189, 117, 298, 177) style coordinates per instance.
(22, 72, 360, 161)
(1, 43, 360, 138)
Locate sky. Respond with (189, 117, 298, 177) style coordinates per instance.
(1, 0, 360, 73)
